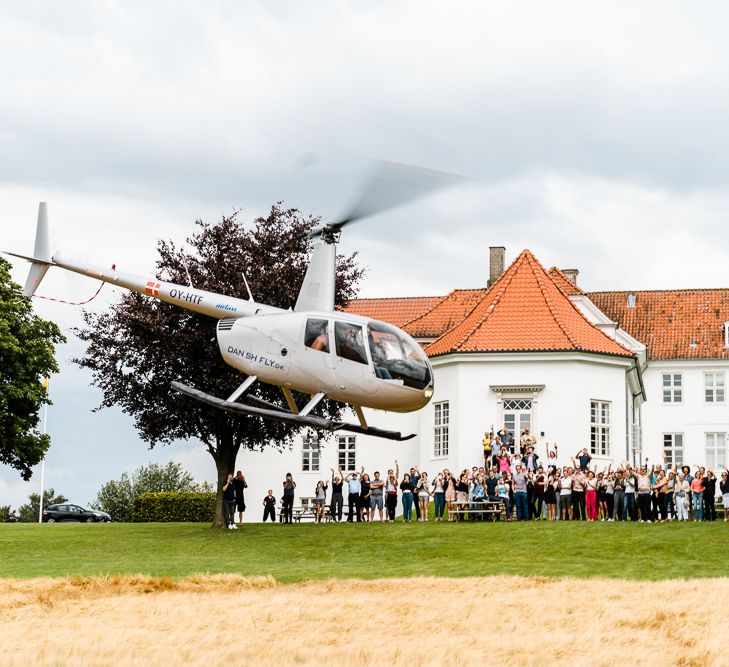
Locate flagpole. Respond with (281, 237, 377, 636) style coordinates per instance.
(38, 381, 49, 524)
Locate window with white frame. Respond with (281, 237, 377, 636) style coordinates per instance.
(433, 401, 449, 457)
(705, 433, 726, 469)
(301, 434, 320, 472)
(337, 435, 356, 471)
(704, 372, 725, 403)
(663, 433, 684, 467)
(662, 373, 682, 403)
(590, 400, 610, 456)
(502, 398, 532, 449)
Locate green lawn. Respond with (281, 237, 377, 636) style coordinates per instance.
(1, 521, 727, 582)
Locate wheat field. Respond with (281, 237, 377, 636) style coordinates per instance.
(1, 574, 727, 666)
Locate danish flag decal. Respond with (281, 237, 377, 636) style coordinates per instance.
(145, 281, 161, 296)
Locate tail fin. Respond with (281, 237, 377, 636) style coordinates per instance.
(22, 203, 52, 297)
(294, 243, 336, 312)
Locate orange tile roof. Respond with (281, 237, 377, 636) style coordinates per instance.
(426, 250, 634, 358)
(344, 295, 444, 328)
(548, 267, 585, 297)
(588, 290, 729, 360)
(403, 288, 489, 338)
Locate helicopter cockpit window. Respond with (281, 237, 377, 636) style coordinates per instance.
(367, 321, 432, 390)
(334, 321, 368, 365)
(305, 318, 330, 353)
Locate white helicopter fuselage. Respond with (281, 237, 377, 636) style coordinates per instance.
(217, 310, 433, 412)
(7, 202, 436, 429)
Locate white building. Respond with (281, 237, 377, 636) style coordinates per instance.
(236, 248, 729, 519)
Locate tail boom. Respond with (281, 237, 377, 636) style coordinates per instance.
(48, 253, 283, 320)
(4, 201, 284, 320)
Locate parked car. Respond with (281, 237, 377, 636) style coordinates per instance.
(42, 504, 111, 523)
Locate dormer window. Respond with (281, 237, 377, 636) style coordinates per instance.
(724, 321, 729, 349)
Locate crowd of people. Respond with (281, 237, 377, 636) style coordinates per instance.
(220, 427, 729, 527)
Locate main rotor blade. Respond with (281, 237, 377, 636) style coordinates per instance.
(308, 161, 466, 238)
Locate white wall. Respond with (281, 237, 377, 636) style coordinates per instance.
(641, 360, 729, 469)
(431, 352, 631, 471)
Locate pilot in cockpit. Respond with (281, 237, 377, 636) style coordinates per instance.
(368, 332, 393, 380)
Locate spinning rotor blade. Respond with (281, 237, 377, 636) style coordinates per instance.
(308, 161, 466, 239)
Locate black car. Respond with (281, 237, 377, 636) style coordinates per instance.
(42, 504, 111, 523)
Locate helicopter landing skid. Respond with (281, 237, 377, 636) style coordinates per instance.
(171, 381, 416, 442)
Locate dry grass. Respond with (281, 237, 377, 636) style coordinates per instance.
(1, 574, 727, 666)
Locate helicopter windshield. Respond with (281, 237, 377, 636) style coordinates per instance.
(367, 321, 431, 390)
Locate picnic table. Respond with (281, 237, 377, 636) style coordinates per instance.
(290, 503, 363, 523)
(448, 499, 504, 521)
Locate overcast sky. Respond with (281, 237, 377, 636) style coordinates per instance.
(2, 1, 729, 510)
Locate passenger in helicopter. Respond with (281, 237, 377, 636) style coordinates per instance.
(305, 318, 330, 353)
(311, 330, 329, 352)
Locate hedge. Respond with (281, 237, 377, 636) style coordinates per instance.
(133, 492, 216, 522)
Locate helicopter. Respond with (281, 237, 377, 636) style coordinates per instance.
(5, 163, 462, 441)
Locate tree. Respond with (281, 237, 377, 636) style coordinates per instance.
(18, 487, 67, 523)
(91, 461, 201, 522)
(74, 206, 363, 526)
(90, 472, 134, 522)
(0, 505, 18, 523)
(0, 257, 65, 480)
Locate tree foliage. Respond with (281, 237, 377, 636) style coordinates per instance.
(74, 206, 363, 526)
(91, 473, 134, 522)
(91, 461, 201, 522)
(18, 487, 67, 523)
(0, 257, 65, 480)
(0, 505, 18, 523)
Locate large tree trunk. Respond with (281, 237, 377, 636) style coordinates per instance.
(211, 432, 239, 528)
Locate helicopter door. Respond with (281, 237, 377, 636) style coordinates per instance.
(300, 317, 336, 388)
(333, 321, 377, 395)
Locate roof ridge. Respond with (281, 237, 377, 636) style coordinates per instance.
(588, 288, 729, 295)
(448, 251, 526, 350)
(351, 294, 444, 302)
(548, 266, 585, 296)
(547, 268, 636, 356)
(401, 291, 455, 329)
(528, 253, 582, 349)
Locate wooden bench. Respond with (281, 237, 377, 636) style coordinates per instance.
(291, 506, 317, 522)
(448, 500, 505, 521)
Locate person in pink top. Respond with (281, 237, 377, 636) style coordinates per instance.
(497, 450, 511, 474)
(585, 470, 599, 521)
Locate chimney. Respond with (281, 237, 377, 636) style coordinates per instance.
(488, 246, 505, 287)
(562, 268, 579, 284)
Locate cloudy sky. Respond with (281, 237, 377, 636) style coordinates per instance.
(2, 1, 729, 510)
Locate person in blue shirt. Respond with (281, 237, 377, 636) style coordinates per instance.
(470, 473, 486, 520)
(497, 427, 515, 454)
(345, 467, 363, 522)
(409, 467, 421, 521)
(575, 448, 592, 471)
